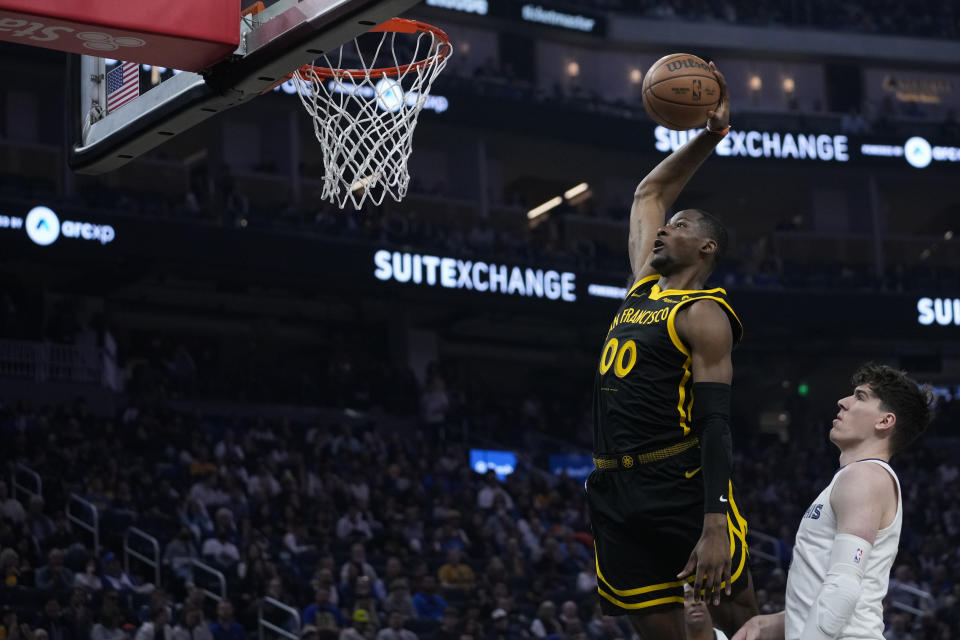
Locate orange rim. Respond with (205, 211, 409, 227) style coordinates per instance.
(290, 17, 451, 82)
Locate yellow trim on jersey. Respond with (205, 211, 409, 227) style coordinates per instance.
(627, 274, 660, 297)
(727, 482, 749, 584)
(649, 283, 729, 300)
(597, 588, 684, 610)
(675, 355, 693, 435)
(666, 295, 743, 355)
(595, 554, 687, 596)
(664, 295, 743, 435)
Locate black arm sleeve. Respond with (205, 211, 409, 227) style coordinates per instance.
(692, 382, 733, 514)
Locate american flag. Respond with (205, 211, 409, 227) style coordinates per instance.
(106, 62, 139, 113)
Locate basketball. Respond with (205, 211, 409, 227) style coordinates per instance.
(642, 53, 720, 130)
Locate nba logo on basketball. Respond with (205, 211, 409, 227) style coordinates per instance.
(854, 548, 863, 564)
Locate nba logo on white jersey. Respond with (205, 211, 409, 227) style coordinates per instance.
(853, 548, 863, 564)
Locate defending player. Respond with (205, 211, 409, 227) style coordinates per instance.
(732, 364, 932, 640)
(586, 61, 758, 639)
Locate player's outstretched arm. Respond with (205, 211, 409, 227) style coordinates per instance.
(731, 611, 785, 640)
(675, 299, 734, 604)
(630, 61, 730, 283)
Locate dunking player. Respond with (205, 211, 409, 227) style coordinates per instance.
(585, 62, 757, 639)
(733, 364, 932, 640)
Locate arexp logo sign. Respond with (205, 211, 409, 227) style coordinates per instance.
(861, 136, 960, 169)
(6, 206, 116, 247)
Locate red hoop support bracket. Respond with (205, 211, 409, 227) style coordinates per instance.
(294, 17, 451, 81)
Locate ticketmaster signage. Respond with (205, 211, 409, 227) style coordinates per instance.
(425, 0, 488, 14)
(520, 4, 597, 32)
(373, 249, 577, 301)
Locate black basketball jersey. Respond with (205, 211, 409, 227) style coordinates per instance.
(592, 274, 743, 454)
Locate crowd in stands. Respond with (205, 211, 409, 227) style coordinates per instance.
(1, 382, 959, 640)
(567, 0, 960, 39)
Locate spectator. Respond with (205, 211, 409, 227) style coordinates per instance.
(188, 475, 227, 510)
(247, 462, 282, 498)
(349, 577, 381, 630)
(201, 529, 240, 570)
(1, 609, 27, 640)
(338, 544, 378, 586)
(559, 601, 581, 634)
(138, 590, 175, 627)
(74, 560, 102, 593)
(437, 549, 475, 591)
(62, 588, 92, 640)
(302, 586, 344, 631)
(36, 549, 75, 593)
(336, 506, 374, 542)
(90, 605, 127, 640)
(431, 608, 459, 640)
(883, 613, 914, 640)
(172, 607, 212, 640)
(476, 473, 514, 511)
(163, 528, 199, 582)
(0, 482, 25, 524)
(840, 108, 870, 135)
(383, 580, 415, 619)
(412, 576, 447, 621)
(101, 553, 155, 596)
(33, 599, 71, 640)
(529, 601, 562, 639)
(484, 609, 515, 640)
(311, 567, 341, 607)
(339, 610, 374, 640)
(26, 497, 55, 547)
(575, 558, 597, 594)
(347, 473, 370, 510)
(374, 612, 417, 640)
(209, 601, 244, 640)
(43, 515, 74, 554)
(1, 549, 20, 587)
(283, 522, 317, 559)
(134, 608, 174, 640)
(213, 431, 243, 462)
(178, 501, 213, 542)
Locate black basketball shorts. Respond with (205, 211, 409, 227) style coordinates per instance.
(585, 446, 750, 615)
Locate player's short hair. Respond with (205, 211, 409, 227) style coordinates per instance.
(851, 363, 933, 456)
(690, 209, 728, 268)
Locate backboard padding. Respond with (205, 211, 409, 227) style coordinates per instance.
(70, 0, 422, 175)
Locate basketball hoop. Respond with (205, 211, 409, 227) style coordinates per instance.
(290, 18, 452, 210)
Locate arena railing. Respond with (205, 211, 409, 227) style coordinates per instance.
(889, 583, 936, 616)
(0, 339, 106, 385)
(745, 530, 780, 566)
(67, 493, 100, 556)
(125, 527, 161, 588)
(259, 597, 301, 640)
(189, 559, 227, 603)
(11, 463, 42, 503)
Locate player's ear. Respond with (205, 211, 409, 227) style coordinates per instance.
(876, 411, 896, 435)
(699, 237, 717, 256)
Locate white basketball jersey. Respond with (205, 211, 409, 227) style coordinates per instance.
(784, 459, 902, 640)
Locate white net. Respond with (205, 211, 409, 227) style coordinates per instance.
(292, 23, 451, 210)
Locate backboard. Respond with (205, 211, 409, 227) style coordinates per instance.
(68, 0, 422, 175)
